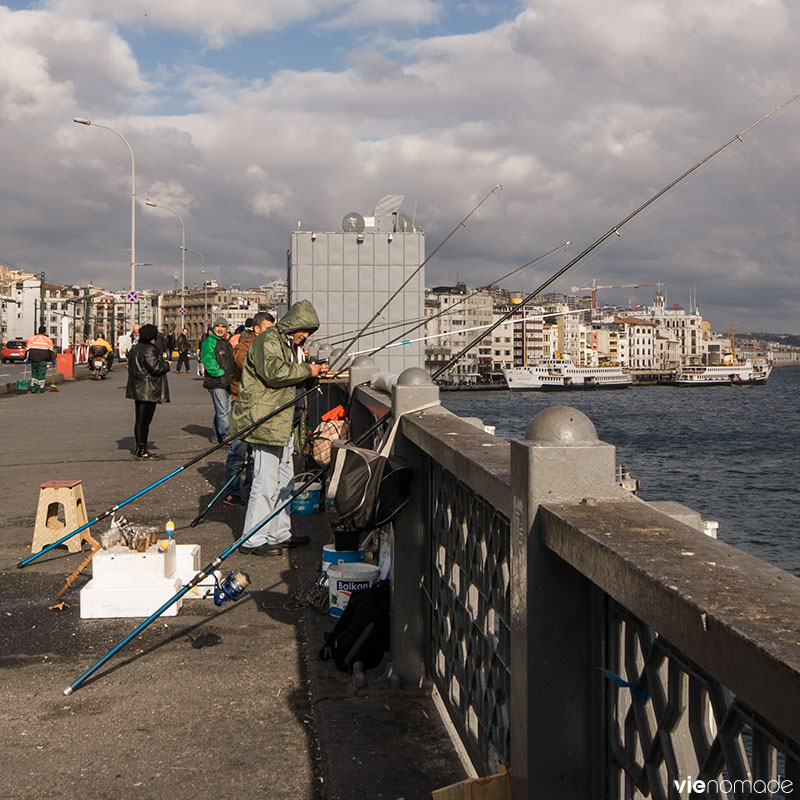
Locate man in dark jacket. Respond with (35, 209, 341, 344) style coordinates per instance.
(200, 318, 234, 443)
(230, 301, 328, 555)
(126, 323, 170, 460)
(175, 327, 191, 373)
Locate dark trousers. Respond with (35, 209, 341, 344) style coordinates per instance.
(134, 400, 157, 448)
(175, 352, 190, 372)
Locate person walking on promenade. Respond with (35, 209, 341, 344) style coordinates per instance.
(165, 329, 176, 362)
(25, 326, 55, 394)
(201, 317, 234, 443)
(175, 327, 191, 373)
(230, 300, 328, 556)
(126, 323, 170, 460)
(223, 312, 274, 505)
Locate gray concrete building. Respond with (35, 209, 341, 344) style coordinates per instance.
(288, 196, 425, 373)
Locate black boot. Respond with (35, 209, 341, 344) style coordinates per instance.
(136, 447, 161, 460)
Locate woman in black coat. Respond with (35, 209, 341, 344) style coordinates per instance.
(126, 323, 170, 460)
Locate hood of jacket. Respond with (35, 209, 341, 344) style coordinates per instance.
(277, 300, 319, 336)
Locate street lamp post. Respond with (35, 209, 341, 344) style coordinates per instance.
(73, 117, 136, 331)
(188, 249, 209, 341)
(145, 199, 185, 330)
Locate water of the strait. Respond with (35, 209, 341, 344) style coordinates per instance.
(440, 367, 800, 576)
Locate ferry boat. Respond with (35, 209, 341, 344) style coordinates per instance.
(672, 361, 772, 386)
(502, 356, 632, 391)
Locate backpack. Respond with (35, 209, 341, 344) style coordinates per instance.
(326, 418, 413, 533)
(319, 580, 390, 673)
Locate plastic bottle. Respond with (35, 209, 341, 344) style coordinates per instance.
(166, 518, 175, 539)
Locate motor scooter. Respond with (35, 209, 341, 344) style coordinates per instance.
(88, 346, 109, 380)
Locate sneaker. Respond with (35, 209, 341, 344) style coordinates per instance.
(223, 495, 244, 506)
(135, 450, 161, 460)
(238, 534, 310, 556)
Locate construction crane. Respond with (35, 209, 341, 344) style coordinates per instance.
(570, 279, 658, 308)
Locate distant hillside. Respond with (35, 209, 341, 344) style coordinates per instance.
(744, 332, 800, 347)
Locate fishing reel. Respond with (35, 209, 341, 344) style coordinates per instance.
(212, 570, 251, 607)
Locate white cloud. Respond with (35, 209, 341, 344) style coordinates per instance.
(2, 1, 800, 331)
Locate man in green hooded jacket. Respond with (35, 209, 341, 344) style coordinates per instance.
(230, 300, 329, 555)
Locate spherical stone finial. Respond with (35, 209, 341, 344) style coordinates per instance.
(351, 355, 375, 368)
(397, 367, 434, 386)
(525, 406, 598, 445)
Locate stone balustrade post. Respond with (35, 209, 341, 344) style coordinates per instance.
(385, 368, 440, 688)
(509, 406, 632, 799)
(348, 355, 380, 439)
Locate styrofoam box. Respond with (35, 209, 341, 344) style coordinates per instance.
(91, 543, 177, 587)
(80, 577, 183, 618)
(173, 544, 219, 599)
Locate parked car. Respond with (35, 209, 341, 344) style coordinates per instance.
(1, 339, 27, 363)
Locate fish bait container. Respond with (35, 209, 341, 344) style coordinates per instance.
(290, 473, 321, 514)
(327, 562, 380, 618)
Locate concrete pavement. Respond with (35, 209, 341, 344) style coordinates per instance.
(0, 362, 467, 799)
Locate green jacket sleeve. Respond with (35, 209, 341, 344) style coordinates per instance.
(200, 335, 225, 378)
(249, 332, 312, 387)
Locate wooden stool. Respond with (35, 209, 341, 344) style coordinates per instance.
(31, 480, 89, 554)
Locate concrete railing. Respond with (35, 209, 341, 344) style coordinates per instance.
(344, 363, 800, 799)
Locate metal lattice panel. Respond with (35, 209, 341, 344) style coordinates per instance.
(428, 461, 511, 773)
(606, 601, 800, 799)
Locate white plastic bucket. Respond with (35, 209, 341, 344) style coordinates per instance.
(328, 562, 380, 618)
(322, 544, 364, 580)
(291, 473, 321, 514)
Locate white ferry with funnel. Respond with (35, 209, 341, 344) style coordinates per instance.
(502, 356, 632, 391)
(672, 360, 772, 386)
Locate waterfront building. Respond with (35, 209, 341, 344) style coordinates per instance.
(425, 284, 494, 383)
(639, 289, 706, 365)
(617, 316, 657, 368)
(593, 322, 629, 366)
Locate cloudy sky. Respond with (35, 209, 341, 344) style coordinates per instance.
(1, 0, 799, 333)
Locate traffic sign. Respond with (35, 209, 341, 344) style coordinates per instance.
(179, 307, 186, 315)
(127, 290, 139, 303)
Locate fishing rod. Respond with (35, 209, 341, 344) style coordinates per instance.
(317, 240, 569, 356)
(325, 184, 503, 373)
(189, 456, 252, 527)
(63, 408, 391, 695)
(358, 240, 571, 359)
(348, 308, 595, 358)
(432, 92, 800, 380)
(17, 385, 323, 568)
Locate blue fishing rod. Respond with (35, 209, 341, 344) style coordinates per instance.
(17, 386, 321, 568)
(62, 408, 391, 695)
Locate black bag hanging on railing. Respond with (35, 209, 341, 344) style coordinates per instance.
(327, 417, 413, 533)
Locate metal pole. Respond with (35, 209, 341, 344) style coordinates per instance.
(73, 118, 136, 333)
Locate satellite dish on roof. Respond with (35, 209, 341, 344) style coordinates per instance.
(373, 194, 405, 216)
(397, 213, 414, 233)
(342, 212, 365, 233)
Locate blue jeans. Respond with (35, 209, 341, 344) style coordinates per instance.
(225, 435, 253, 499)
(241, 442, 293, 546)
(208, 387, 231, 443)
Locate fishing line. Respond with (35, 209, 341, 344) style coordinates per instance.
(432, 92, 800, 381)
(349, 242, 571, 358)
(359, 241, 571, 359)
